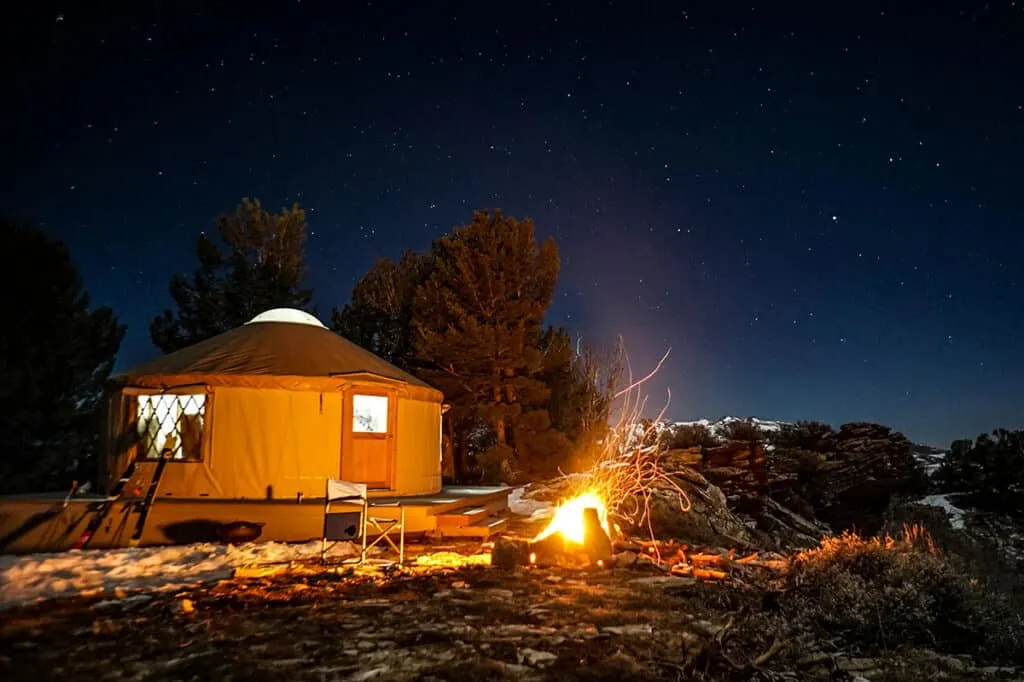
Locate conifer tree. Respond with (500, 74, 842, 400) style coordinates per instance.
(541, 329, 623, 464)
(150, 198, 312, 353)
(0, 220, 126, 493)
(412, 210, 560, 480)
(331, 250, 430, 371)
(937, 429, 1024, 514)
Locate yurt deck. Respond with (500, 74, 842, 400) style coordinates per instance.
(0, 486, 514, 554)
(370, 486, 513, 538)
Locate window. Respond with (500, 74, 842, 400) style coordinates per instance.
(136, 394, 207, 460)
(352, 394, 388, 433)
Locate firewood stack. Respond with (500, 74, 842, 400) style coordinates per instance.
(608, 538, 791, 584)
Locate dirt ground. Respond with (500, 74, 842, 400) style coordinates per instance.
(3, 552, 1019, 682)
(3, 509, 1022, 682)
(0, 556, 768, 682)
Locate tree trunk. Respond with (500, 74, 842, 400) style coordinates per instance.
(454, 430, 467, 483)
(494, 416, 507, 446)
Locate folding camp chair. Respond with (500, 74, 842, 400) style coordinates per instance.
(321, 479, 405, 565)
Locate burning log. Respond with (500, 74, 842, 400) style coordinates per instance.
(582, 507, 613, 562)
(691, 567, 729, 581)
(523, 491, 619, 567)
(689, 552, 725, 567)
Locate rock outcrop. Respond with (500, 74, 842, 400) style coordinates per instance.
(659, 421, 929, 538)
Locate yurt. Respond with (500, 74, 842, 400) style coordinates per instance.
(103, 308, 444, 501)
(0, 309, 510, 553)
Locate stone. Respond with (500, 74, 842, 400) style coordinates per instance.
(628, 575, 696, 588)
(689, 620, 720, 637)
(611, 551, 638, 567)
(519, 649, 557, 667)
(491, 537, 530, 569)
(838, 657, 879, 672)
(602, 624, 653, 636)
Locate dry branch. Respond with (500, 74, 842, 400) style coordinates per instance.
(551, 346, 692, 559)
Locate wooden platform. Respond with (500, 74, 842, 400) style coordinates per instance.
(359, 486, 512, 539)
(0, 485, 513, 554)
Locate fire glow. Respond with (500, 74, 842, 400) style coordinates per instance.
(532, 491, 614, 545)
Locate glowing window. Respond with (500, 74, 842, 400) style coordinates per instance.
(353, 394, 388, 433)
(136, 394, 206, 460)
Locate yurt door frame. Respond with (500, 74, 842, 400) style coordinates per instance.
(340, 387, 397, 490)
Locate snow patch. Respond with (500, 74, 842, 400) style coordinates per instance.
(673, 416, 788, 434)
(912, 449, 948, 477)
(508, 486, 554, 521)
(914, 494, 967, 530)
(0, 540, 355, 607)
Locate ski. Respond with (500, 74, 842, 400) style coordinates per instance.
(128, 451, 171, 546)
(61, 480, 79, 509)
(72, 460, 137, 550)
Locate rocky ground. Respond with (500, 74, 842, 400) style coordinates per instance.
(3, 424, 1023, 682)
(3, 506, 1023, 682)
(1, 551, 1019, 682)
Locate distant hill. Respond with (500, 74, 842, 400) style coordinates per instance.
(671, 416, 787, 435)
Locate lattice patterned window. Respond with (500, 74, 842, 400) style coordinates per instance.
(136, 394, 207, 460)
(352, 394, 388, 433)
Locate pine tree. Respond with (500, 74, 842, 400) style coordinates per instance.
(150, 198, 312, 353)
(331, 249, 431, 371)
(0, 220, 126, 493)
(412, 210, 560, 480)
(541, 329, 624, 465)
(538, 327, 577, 438)
(771, 420, 836, 453)
(670, 423, 719, 449)
(937, 429, 1024, 514)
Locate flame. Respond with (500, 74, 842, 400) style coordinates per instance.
(533, 491, 612, 544)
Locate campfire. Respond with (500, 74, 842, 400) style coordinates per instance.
(511, 348, 692, 569)
(487, 346, 794, 582)
(494, 482, 788, 581)
(529, 491, 616, 566)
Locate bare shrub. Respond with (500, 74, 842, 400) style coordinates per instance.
(783, 525, 1024, 665)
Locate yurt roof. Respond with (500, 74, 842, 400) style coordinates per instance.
(114, 308, 435, 391)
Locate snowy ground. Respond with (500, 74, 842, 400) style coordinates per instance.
(507, 486, 554, 521)
(914, 494, 967, 529)
(0, 540, 357, 608)
(912, 447, 949, 476)
(0, 487, 555, 609)
(671, 416, 787, 435)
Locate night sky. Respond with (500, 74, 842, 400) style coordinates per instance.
(4, 1, 1023, 446)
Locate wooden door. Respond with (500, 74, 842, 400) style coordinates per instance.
(341, 390, 395, 489)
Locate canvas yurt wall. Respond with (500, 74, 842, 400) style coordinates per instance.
(104, 309, 443, 500)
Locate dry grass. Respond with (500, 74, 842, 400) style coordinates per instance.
(779, 524, 1024, 666)
(794, 523, 937, 566)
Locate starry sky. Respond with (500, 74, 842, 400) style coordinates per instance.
(3, 1, 1023, 447)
